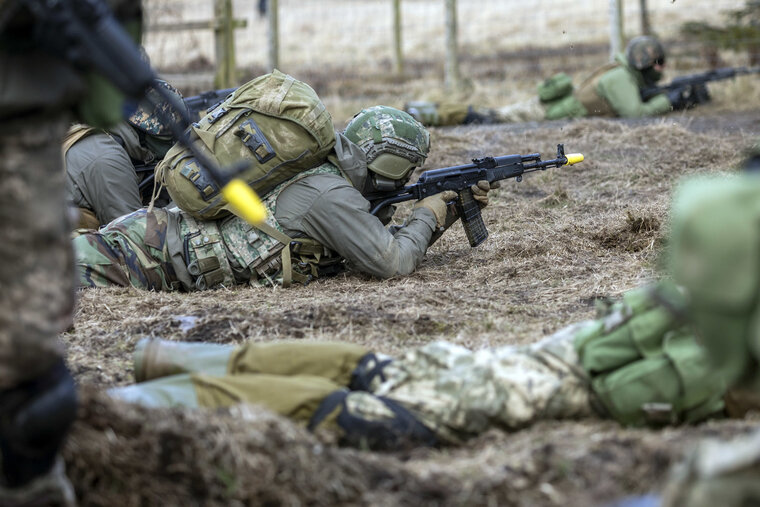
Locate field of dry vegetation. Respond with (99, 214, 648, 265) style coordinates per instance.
(55, 1, 760, 504)
(62, 102, 760, 504)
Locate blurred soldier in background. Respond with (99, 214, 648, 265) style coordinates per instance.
(406, 36, 683, 126)
(0, 0, 146, 504)
(65, 80, 187, 229)
(108, 147, 760, 452)
(73, 105, 498, 291)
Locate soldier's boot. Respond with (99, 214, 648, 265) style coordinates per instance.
(110, 374, 200, 408)
(133, 338, 233, 382)
(0, 360, 78, 507)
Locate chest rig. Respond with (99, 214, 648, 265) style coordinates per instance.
(179, 163, 344, 289)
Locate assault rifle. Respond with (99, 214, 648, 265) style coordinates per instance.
(640, 66, 760, 103)
(365, 144, 584, 248)
(184, 87, 237, 119)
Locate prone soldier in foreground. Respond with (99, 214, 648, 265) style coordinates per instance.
(111, 156, 760, 451)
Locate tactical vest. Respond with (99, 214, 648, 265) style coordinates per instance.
(179, 162, 344, 290)
(575, 62, 619, 117)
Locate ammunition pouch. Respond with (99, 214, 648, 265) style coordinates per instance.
(575, 284, 727, 426)
(180, 214, 235, 291)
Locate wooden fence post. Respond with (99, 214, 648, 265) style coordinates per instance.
(609, 0, 625, 60)
(268, 0, 280, 71)
(393, 0, 404, 76)
(444, 0, 461, 91)
(214, 0, 237, 88)
(639, 0, 652, 35)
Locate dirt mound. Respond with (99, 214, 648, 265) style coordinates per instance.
(593, 211, 663, 253)
(64, 387, 456, 506)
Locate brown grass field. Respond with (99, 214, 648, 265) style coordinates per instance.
(61, 96, 760, 504)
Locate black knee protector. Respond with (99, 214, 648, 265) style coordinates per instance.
(308, 390, 436, 451)
(462, 106, 496, 125)
(0, 360, 78, 487)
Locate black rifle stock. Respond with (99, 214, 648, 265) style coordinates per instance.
(366, 144, 584, 248)
(640, 66, 760, 102)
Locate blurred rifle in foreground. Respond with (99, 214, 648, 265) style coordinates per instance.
(640, 66, 760, 106)
(365, 144, 584, 248)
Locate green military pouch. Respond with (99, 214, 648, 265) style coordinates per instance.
(591, 330, 725, 426)
(538, 72, 574, 103)
(577, 306, 679, 374)
(543, 94, 588, 120)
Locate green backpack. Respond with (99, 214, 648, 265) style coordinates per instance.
(574, 284, 726, 426)
(156, 70, 336, 220)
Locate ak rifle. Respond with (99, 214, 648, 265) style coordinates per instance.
(365, 144, 584, 248)
(184, 87, 237, 119)
(640, 66, 760, 102)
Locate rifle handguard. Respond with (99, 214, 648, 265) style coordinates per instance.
(456, 189, 488, 247)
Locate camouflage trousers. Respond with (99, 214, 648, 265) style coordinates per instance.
(73, 208, 180, 291)
(491, 96, 545, 123)
(111, 325, 596, 445)
(0, 113, 72, 388)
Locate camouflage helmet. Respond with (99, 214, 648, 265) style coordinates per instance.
(625, 36, 666, 70)
(343, 105, 430, 181)
(128, 80, 187, 137)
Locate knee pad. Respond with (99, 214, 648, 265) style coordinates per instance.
(308, 390, 436, 450)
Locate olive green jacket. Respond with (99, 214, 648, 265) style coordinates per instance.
(595, 53, 672, 118)
(65, 122, 153, 224)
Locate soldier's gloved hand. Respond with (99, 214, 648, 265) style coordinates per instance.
(667, 87, 689, 111)
(685, 83, 710, 108)
(471, 180, 500, 208)
(414, 190, 458, 227)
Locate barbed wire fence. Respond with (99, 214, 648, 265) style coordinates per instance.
(143, 0, 756, 102)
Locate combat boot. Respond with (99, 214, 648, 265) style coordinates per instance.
(133, 338, 234, 382)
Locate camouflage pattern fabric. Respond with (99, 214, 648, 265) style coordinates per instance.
(344, 105, 429, 179)
(626, 36, 665, 70)
(127, 79, 187, 136)
(492, 97, 545, 123)
(0, 113, 71, 388)
(662, 429, 760, 507)
(112, 330, 595, 445)
(73, 208, 179, 290)
(367, 323, 597, 443)
(74, 163, 343, 291)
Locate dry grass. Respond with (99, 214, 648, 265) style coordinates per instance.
(61, 112, 760, 505)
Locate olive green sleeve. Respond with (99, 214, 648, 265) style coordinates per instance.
(65, 134, 142, 223)
(597, 67, 672, 118)
(275, 175, 437, 279)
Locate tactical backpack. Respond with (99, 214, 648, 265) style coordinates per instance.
(156, 70, 335, 220)
(537, 72, 588, 120)
(574, 284, 726, 426)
